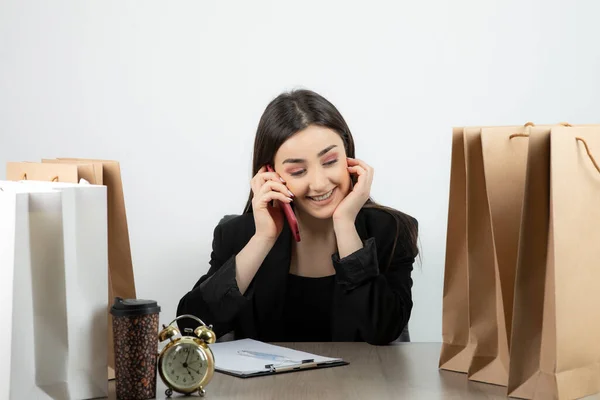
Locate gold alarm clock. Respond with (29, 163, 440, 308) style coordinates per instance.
(157, 314, 216, 397)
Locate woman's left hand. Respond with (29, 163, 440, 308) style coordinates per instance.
(332, 157, 374, 223)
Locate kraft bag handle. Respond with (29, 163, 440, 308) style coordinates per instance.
(576, 137, 600, 174)
(509, 121, 571, 139)
(20, 173, 59, 182)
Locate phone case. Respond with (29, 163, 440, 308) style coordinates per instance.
(266, 165, 300, 242)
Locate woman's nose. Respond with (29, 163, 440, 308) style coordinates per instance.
(310, 171, 329, 192)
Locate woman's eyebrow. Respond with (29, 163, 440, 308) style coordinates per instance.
(317, 144, 337, 157)
(282, 145, 338, 164)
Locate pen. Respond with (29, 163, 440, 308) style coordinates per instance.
(267, 361, 320, 373)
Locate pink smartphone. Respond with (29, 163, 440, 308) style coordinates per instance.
(266, 165, 300, 242)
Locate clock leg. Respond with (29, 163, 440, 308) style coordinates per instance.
(165, 388, 173, 398)
(198, 387, 206, 397)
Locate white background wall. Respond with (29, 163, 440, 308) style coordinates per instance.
(1, 0, 599, 342)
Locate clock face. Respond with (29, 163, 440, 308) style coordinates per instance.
(160, 342, 208, 390)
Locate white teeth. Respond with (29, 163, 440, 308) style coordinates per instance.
(310, 189, 333, 201)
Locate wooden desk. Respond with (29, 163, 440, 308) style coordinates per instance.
(106, 342, 600, 399)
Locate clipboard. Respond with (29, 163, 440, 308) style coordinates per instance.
(208, 339, 349, 378)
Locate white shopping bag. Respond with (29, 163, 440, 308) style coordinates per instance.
(0, 189, 23, 400)
(0, 180, 108, 399)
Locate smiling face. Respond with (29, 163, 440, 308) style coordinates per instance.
(273, 125, 352, 219)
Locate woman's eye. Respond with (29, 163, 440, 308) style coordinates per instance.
(324, 159, 338, 166)
(290, 169, 306, 176)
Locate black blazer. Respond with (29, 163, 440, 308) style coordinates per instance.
(177, 207, 417, 345)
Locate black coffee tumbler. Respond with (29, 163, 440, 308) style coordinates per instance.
(110, 297, 161, 400)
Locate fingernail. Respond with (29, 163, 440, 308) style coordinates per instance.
(288, 190, 294, 197)
(280, 177, 286, 183)
(287, 197, 293, 202)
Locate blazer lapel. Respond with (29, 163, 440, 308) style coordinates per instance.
(252, 218, 292, 340)
(331, 208, 371, 341)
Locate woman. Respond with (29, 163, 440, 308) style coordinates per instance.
(177, 89, 418, 345)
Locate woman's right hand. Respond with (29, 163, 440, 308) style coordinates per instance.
(250, 166, 294, 242)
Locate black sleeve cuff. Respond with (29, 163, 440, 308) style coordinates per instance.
(196, 255, 250, 321)
(331, 237, 379, 291)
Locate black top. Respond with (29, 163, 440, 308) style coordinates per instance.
(283, 273, 336, 342)
(177, 207, 418, 345)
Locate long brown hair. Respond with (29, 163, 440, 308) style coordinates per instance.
(243, 89, 419, 269)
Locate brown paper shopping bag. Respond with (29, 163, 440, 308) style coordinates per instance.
(6, 161, 103, 185)
(509, 126, 600, 399)
(462, 125, 507, 385)
(508, 125, 554, 398)
(42, 158, 137, 375)
(440, 124, 525, 374)
(466, 123, 579, 387)
(441, 124, 526, 375)
(439, 127, 476, 372)
(464, 124, 531, 386)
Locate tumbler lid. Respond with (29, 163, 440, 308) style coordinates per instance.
(110, 297, 161, 317)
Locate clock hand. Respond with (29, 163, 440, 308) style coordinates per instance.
(188, 367, 200, 374)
